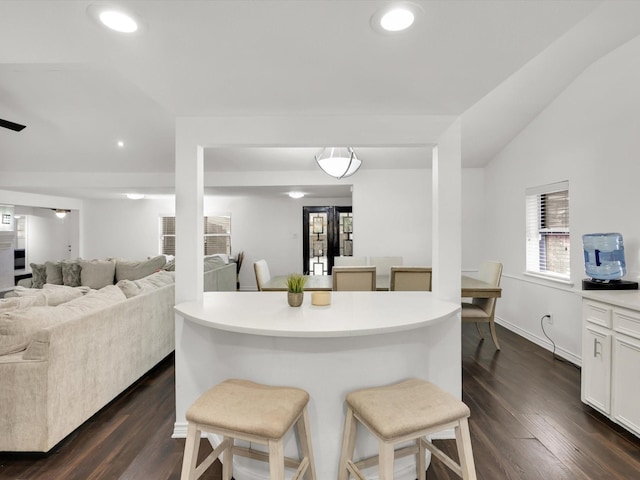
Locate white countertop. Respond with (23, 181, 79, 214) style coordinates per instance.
(175, 291, 460, 338)
(579, 288, 640, 311)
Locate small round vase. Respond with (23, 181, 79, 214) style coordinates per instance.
(287, 291, 304, 307)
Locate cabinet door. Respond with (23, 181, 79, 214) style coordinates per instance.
(613, 334, 640, 435)
(582, 324, 612, 414)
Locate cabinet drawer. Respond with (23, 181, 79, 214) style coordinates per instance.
(614, 308, 640, 340)
(584, 301, 612, 328)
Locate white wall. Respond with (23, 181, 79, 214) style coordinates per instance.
(82, 197, 175, 260)
(25, 208, 76, 265)
(352, 169, 431, 265)
(481, 34, 640, 363)
(78, 167, 485, 290)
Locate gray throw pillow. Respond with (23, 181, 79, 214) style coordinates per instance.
(115, 255, 166, 282)
(44, 261, 63, 285)
(30, 263, 47, 289)
(80, 259, 116, 289)
(61, 260, 82, 287)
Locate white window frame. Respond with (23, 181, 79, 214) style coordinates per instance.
(525, 181, 570, 282)
(159, 214, 231, 257)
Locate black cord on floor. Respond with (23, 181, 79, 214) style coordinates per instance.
(540, 314, 580, 369)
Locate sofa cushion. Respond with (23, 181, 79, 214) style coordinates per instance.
(0, 294, 47, 312)
(204, 255, 226, 271)
(0, 306, 76, 356)
(115, 255, 166, 282)
(80, 259, 116, 289)
(61, 260, 82, 287)
(44, 261, 63, 285)
(30, 263, 47, 289)
(136, 270, 175, 288)
(0, 285, 128, 356)
(59, 284, 126, 314)
(10, 284, 88, 306)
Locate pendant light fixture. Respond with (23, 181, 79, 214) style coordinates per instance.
(314, 147, 362, 180)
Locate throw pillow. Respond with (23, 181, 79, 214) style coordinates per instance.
(115, 255, 167, 282)
(115, 279, 142, 298)
(61, 260, 82, 287)
(162, 258, 175, 271)
(80, 259, 116, 290)
(30, 263, 47, 289)
(44, 261, 63, 285)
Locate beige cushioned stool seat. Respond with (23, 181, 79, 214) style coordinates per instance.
(187, 379, 309, 439)
(181, 379, 316, 480)
(339, 378, 477, 480)
(346, 378, 470, 440)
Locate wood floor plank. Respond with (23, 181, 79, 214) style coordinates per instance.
(1, 325, 640, 479)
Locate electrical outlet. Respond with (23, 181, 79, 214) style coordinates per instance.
(546, 313, 554, 324)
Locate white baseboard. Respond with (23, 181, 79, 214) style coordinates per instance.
(172, 422, 188, 438)
(495, 316, 582, 367)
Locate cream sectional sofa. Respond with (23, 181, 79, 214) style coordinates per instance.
(16, 254, 237, 293)
(0, 271, 176, 452)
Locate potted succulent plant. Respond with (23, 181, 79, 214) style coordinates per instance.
(286, 273, 307, 307)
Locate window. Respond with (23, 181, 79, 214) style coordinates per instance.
(160, 215, 231, 256)
(525, 181, 570, 280)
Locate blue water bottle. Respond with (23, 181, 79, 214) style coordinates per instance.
(582, 232, 626, 281)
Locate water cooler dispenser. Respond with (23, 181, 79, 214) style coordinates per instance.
(582, 232, 638, 290)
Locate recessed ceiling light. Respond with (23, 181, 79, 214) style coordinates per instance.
(99, 10, 138, 33)
(117, 140, 124, 147)
(380, 8, 414, 31)
(87, 5, 143, 34)
(288, 191, 305, 199)
(126, 193, 145, 200)
(371, 3, 422, 35)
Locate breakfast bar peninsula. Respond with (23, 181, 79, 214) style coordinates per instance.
(175, 291, 460, 480)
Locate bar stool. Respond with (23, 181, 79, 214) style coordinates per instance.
(338, 378, 477, 480)
(180, 379, 316, 480)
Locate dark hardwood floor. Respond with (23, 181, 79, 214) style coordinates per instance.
(1, 324, 640, 479)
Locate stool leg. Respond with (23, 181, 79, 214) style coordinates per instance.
(378, 440, 394, 480)
(268, 438, 286, 480)
(338, 407, 358, 480)
(222, 436, 233, 480)
(296, 407, 317, 480)
(455, 418, 477, 480)
(416, 437, 426, 480)
(180, 422, 201, 480)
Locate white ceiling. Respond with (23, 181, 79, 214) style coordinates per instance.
(1, 1, 639, 199)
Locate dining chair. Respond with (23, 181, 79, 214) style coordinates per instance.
(369, 256, 403, 278)
(332, 266, 376, 291)
(333, 256, 367, 267)
(461, 261, 503, 349)
(253, 259, 271, 292)
(389, 266, 432, 291)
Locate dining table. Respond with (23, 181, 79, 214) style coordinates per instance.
(261, 273, 502, 297)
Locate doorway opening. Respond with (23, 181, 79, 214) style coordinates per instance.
(302, 206, 353, 275)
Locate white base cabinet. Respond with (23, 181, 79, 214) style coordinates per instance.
(581, 292, 640, 438)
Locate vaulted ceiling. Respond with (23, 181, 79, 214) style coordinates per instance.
(1, 1, 639, 199)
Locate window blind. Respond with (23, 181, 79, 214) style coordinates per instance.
(160, 215, 231, 256)
(525, 181, 570, 279)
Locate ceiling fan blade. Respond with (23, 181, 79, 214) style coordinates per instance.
(0, 118, 26, 132)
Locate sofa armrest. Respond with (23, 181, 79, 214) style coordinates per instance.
(17, 278, 33, 288)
